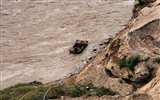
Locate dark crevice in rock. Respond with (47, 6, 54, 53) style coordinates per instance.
(104, 68, 118, 78)
(122, 68, 155, 91)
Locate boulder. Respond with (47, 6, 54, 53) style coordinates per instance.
(135, 62, 150, 82)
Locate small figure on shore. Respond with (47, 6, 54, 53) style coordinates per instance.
(86, 86, 90, 91)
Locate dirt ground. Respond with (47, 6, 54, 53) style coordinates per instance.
(0, 0, 134, 89)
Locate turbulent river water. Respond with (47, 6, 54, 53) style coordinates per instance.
(1, 0, 134, 89)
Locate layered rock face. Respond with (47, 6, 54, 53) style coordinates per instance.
(106, 19, 160, 82)
(63, 0, 160, 99)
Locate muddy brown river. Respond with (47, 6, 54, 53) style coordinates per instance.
(0, 0, 134, 89)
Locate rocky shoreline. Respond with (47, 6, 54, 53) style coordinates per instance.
(1, 0, 135, 89)
(1, 0, 160, 100)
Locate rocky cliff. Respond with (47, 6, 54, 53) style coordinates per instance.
(0, 0, 159, 100)
(63, 0, 160, 99)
